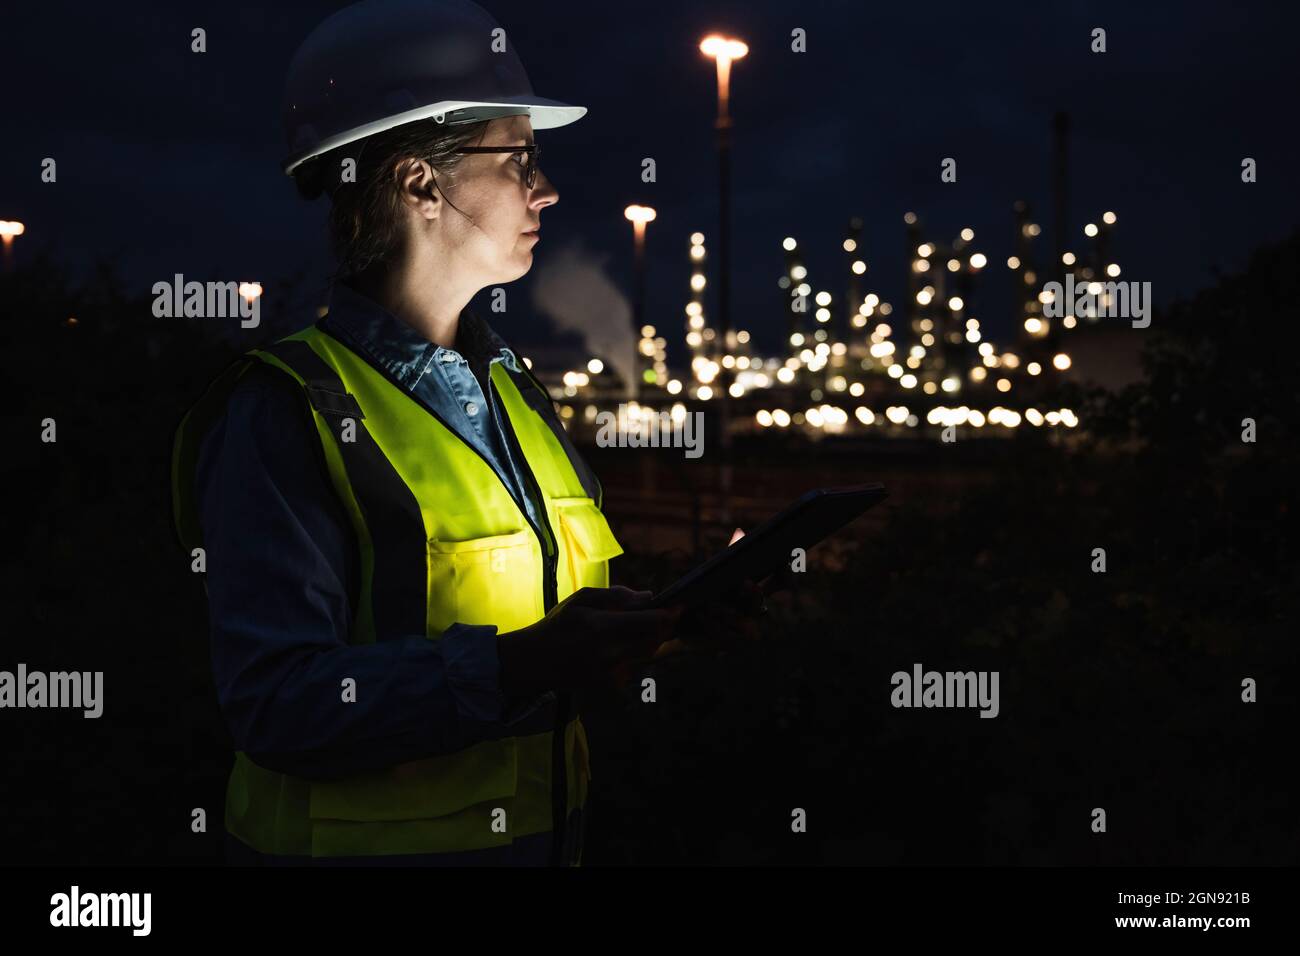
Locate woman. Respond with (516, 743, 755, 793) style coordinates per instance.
(171, 0, 689, 867)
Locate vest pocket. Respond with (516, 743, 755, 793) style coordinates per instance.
(307, 741, 521, 857)
(427, 529, 544, 635)
(552, 497, 624, 596)
(309, 742, 518, 822)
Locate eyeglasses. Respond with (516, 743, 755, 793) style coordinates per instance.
(452, 143, 541, 189)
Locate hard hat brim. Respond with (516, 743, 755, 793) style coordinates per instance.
(281, 97, 586, 176)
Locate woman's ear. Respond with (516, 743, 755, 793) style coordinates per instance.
(394, 157, 441, 220)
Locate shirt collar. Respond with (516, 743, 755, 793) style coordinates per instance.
(452, 299, 523, 376)
(321, 281, 521, 390)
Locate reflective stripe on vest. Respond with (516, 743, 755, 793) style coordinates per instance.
(171, 322, 622, 863)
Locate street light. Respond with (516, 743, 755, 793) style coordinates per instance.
(699, 34, 747, 350)
(699, 35, 748, 120)
(624, 205, 657, 396)
(700, 33, 747, 524)
(0, 220, 26, 273)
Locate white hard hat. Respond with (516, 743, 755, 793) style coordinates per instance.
(281, 0, 587, 176)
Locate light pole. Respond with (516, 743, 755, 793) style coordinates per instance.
(700, 34, 747, 526)
(0, 221, 26, 273)
(624, 204, 656, 398)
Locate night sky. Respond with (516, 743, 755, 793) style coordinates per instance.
(4, 0, 1298, 358)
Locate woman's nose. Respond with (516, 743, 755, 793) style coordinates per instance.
(531, 170, 558, 205)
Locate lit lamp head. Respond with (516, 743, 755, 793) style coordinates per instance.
(624, 204, 657, 224)
(0, 220, 26, 271)
(699, 35, 749, 63)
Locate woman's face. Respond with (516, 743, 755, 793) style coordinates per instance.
(425, 114, 558, 286)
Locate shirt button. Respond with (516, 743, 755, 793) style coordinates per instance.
(439, 352, 456, 363)
(465, 401, 479, 416)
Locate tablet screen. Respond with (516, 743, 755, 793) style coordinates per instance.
(649, 483, 887, 608)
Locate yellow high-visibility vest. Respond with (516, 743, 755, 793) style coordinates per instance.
(171, 320, 623, 863)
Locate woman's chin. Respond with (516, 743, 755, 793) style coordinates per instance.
(509, 250, 534, 276)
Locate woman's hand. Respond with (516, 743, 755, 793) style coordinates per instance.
(496, 585, 683, 695)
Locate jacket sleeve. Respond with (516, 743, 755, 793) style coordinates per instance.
(195, 370, 545, 782)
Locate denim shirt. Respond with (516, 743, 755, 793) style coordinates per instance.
(194, 281, 551, 786)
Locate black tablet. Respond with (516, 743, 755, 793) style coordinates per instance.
(648, 483, 888, 608)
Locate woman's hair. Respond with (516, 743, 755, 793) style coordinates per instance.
(291, 117, 493, 284)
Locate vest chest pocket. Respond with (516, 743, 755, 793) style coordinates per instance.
(427, 529, 544, 636)
(551, 497, 624, 597)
